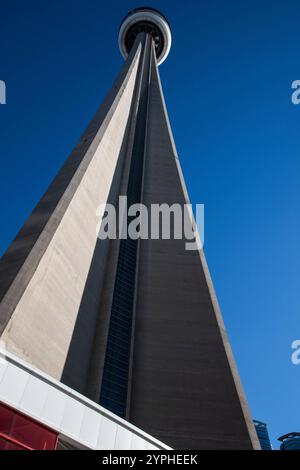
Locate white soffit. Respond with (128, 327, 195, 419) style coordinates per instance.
(0, 348, 171, 451)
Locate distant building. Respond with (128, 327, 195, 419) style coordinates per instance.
(278, 432, 300, 450)
(254, 420, 272, 450)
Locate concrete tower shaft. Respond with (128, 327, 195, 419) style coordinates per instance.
(0, 11, 259, 450)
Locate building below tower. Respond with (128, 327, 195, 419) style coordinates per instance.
(278, 432, 300, 450)
(0, 348, 170, 450)
(253, 420, 272, 450)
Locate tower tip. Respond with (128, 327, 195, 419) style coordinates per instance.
(118, 7, 172, 65)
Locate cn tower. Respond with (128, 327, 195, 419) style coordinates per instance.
(0, 8, 259, 450)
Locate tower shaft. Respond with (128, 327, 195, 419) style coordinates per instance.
(0, 30, 259, 449)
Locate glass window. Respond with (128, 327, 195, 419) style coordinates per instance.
(0, 402, 58, 450)
(0, 436, 25, 451)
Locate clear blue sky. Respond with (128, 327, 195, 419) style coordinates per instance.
(0, 0, 299, 449)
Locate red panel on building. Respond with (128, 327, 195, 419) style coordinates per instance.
(0, 402, 58, 450)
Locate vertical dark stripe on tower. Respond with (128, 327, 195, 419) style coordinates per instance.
(99, 34, 152, 417)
